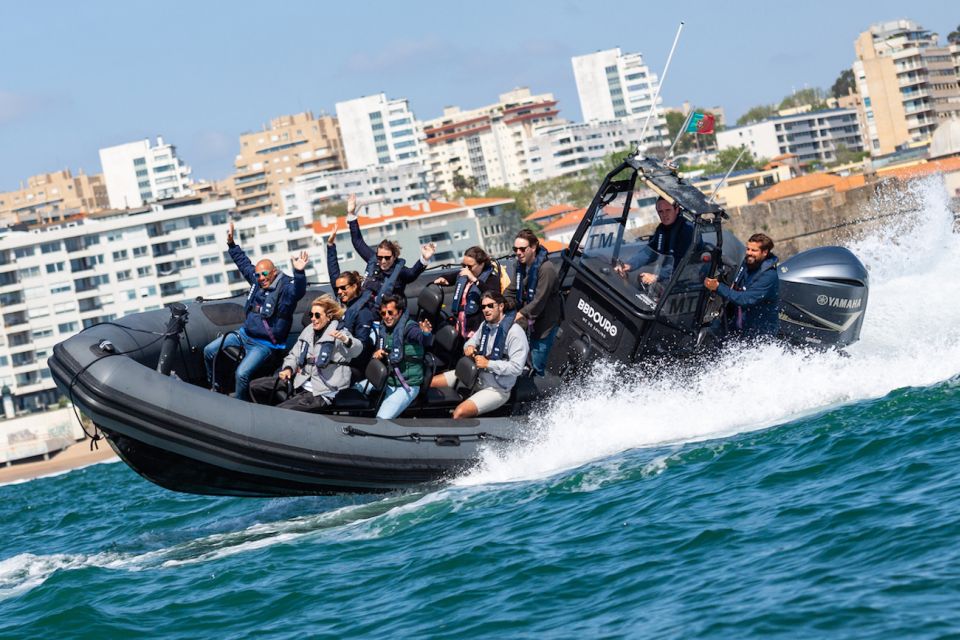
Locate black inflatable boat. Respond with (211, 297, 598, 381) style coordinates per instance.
(48, 156, 870, 497)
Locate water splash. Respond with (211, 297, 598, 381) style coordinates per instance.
(461, 175, 960, 487)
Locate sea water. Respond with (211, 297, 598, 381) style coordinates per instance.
(1, 178, 958, 639)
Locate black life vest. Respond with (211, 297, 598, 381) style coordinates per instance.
(359, 256, 406, 310)
(245, 273, 292, 319)
(477, 314, 515, 361)
(516, 247, 547, 307)
(451, 264, 495, 316)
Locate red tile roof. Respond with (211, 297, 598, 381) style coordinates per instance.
(541, 208, 587, 233)
(311, 200, 464, 235)
(525, 203, 578, 222)
(877, 156, 960, 180)
(752, 173, 844, 203)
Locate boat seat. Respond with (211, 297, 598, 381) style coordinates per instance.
(331, 358, 389, 412)
(430, 323, 461, 369)
(416, 283, 444, 322)
(424, 356, 476, 406)
(511, 376, 539, 404)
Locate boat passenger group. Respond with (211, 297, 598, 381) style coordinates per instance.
(201, 193, 780, 421)
(201, 195, 561, 420)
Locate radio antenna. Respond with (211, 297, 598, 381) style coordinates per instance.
(708, 146, 748, 204)
(634, 21, 684, 157)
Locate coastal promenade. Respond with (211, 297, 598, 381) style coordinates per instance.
(0, 438, 116, 485)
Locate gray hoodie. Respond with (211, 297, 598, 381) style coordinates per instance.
(282, 320, 361, 398)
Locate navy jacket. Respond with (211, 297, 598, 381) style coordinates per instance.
(626, 219, 695, 282)
(717, 254, 780, 339)
(348, 219, 426, 300)
(326, 242, 374, 345)
(230, 244, 307, 346)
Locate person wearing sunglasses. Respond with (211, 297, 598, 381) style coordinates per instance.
(355, 294, 433, 419)
(203, 221, 309, 400)
(430, 291, 528, 419)
(249, 295, 361, 411)
(432, 246, 502, 339)
(325, 219, 375, 369)
(344, 194, 437, 308)
(503, 229, 561, 376)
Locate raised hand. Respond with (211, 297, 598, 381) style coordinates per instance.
(327, 219, 339, 246)
(419, 318, 433, 334)
(291, 251, 309, 271)
(433, 276, 449, 286)
(346, 194, 358, 221)
(421, 242, 436, 262)
(226, 221, 235, 245)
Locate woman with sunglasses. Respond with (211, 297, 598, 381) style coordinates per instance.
(433, 246, 502, 339)
(249, 295, 361, 412)
(344, 194, 437, 308)
(326, 220, 375, 369)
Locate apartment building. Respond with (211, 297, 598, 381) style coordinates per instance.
(717, 109, 863, 166)
(571, 47, 667, 146)
(335, 94, 426, 169)
(315, 196, 517, 277)
(228, 112, 345, 217)
(853, 20, 960, 155)
(282, 161, 432, 218)
(0, 170, 108, 227)
(0, 197, 319, 413)
(422, 88, 562, 194)
(99, 136, 193, 209)
(525, 118, 645, 181)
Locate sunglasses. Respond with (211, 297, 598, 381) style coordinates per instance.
(258, 270, 272, 277)
(335, 284, 352, 292)
(380, 309, 398, 317)
(512, 245, 529, 253)
(310, 311, 326, 319)
(481, 303, 498, 310)
(376, 255, 393, 262)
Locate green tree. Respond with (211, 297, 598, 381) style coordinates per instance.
(737, 104, 777, 126)
(831, 69, 856, 99)
(948, 25, 960, 44)
(313, 200, 347, 220)
(666, 112, 694, 153)
(681, 146, 766, 176)
(779, 87, 827, 110)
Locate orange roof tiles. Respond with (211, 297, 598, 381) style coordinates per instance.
(835, 174, 866, 192)
(540, 239, 566, 252)
(877, 156, 960, 181)
(525, 203, 578, 222)
(540, 208, 587, 233)
(462, 197, 513, 207)
(752, 173, 843, 203)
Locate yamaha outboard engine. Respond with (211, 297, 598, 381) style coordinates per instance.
(778, 247, 869, 348)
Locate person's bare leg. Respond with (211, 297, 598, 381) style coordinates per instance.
(430, 373, 449, 388)
(452, 400, 479, 420)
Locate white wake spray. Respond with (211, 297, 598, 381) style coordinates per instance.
(459, 176, 960, 486)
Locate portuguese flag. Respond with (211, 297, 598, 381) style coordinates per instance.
(685, 112, 716, 135)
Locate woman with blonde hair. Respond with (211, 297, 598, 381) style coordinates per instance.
(249, 294, 361, 411)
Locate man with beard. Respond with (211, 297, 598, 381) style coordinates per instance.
(704, 232, 780, 340)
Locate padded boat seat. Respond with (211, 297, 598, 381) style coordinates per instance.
(511, 376, 539, 404)
(331, 358, 389, 413)
(426, 386, 467, 405)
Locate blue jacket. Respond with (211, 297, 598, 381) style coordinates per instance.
(717, 254, 780, 339)
(626, 219, 695, 282)
(348, 219, 426, 300)
(230, 244, 307, 347)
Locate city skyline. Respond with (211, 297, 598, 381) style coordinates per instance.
(1, 0, 956, 190)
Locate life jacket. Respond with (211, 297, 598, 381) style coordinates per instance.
(296, 320, 338, 370)
(359, 255, 406, 310)
(650, 221, 686, 261)
(376, 313, 425, 390)
(245, 273, 292, 319)
(477, 314, 515, 361)
(377, 311, 411, 367)
(516, 246, 548, 307)
(451, 264, 495, 316)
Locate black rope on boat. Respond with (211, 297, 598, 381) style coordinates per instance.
(340, 425, 515, 444)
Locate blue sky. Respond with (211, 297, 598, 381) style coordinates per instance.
(0, 1, 955, 190)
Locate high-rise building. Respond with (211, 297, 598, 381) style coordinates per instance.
(422, 88, 562, 194)
(335, 94, 425, 169)
(99, 136, 193, 209)
(228, 111, 345, 218)
(0, 170, 109, 226)
(853, 20, 960, 155)
(571, 47, 667, 146)
(525, 118, 645, 181)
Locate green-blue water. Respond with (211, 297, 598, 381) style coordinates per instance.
(1, 180, 958, 638)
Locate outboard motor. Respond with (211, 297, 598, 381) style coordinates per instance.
(778, 247, 869, 348)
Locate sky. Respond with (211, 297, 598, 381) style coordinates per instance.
(0, 1, 956, 190)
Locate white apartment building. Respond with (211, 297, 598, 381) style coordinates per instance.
(525, 118, 646, 181)
(98, 136, 193, 209)
(422, 88, 562, 194)
(0, 197, 320, 414)
(282, 161, 431, 218)
(335, 94, 426, 169)
(571, 47, 667, 145)
(717, 109, 863, 166)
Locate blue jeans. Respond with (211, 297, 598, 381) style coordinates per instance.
(530, 325, 558, 376)
(204, 332, 277, 401)
(354, 380, 420, 419)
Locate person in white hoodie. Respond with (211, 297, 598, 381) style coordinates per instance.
(430, 291, 529, 420)
(249, 295, 361, 412)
